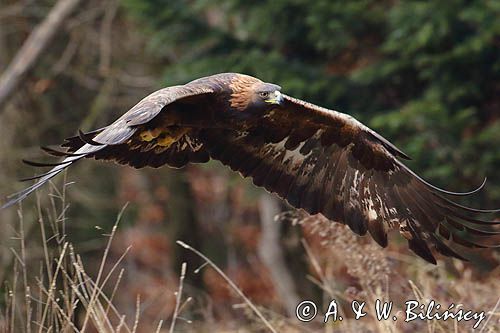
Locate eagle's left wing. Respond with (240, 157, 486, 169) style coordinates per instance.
(200, 94, 499, 264)
(1, 85, 215, 209)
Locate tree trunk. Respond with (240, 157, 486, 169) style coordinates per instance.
(258, 192, 300, 317)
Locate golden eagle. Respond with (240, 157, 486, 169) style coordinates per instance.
(2, 73, 499, 264)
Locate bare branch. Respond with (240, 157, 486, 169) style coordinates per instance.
(0, 0, 82, 111)
(177, 240, 278, 333)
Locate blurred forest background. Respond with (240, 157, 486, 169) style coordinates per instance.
(0, 0, 499, 332)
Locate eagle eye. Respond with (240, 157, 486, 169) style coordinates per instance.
(259, 91, 269, 98)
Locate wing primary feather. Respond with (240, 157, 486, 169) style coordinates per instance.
(342, 158, 367, 236)
(19, 165, 71, 182)
(439, 219, 499, 248)
(432, 192, 500, 214)
(409, 190, 443, 225)
(299, 152, 329, 214)
(436, 204, 500, 225)
(407, 181, 500, 225)
(22, 159, 72, 168)
(323, 149, 349, 222)
(1, 163, 73, 210)
(406, 222, 437, 264)
(3, 142, 108, 209)
(41, 146, 86, 157)
(61, 127, 107, 151)
(316, 146, 341, 212)
(285, 154, 312, 208)
(405, 183, 500, 243)
(444, 217, 500, 236)
(367, 130, 411, 160)
(359, 170, 387, 246)
(78, 129, 104, 146)
(395, 185, 437, 232)
(6, 181, 52, 199)
(449, 233, 499, 249)
(395, 160, 488, 196)
(388, 183, 437, 263)
(429, 234, 468, 261)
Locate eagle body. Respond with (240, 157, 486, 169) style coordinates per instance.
(2, 73, 499, 264)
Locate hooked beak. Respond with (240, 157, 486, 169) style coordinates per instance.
(265, 91, 284, 105)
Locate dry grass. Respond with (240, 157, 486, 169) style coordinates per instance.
(1, 181, 141, 332)
(0, 182, 283, 332)
(176, 240, 278, 333)
(296, 213, 500, 333)
(1, 185, 499, 332)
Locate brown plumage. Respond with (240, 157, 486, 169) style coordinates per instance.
(3, 73, 499, 264)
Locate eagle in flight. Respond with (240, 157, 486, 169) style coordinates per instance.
(2, 73, 499, 264)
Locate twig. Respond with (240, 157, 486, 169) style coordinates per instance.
(16, 206, 31, 333)
(104, 268, 125, 317)
(38, 242, 69, 332)
(80, 203, 128, 332)
(169, 262, 187, 333)
(62, 259, 128, 333)
(176, 240, 278, 333)
(132, 295, 141, 333)
(35, 280, 80, 333)
(155, 320, 164, 333)
(10, 261, 18, 333)
(479, 297, 500, 333)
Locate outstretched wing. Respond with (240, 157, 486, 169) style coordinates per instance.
(1, 84, 215, 209)
(200, 94, 499, 264)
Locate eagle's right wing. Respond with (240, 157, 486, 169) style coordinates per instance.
(199, 94, 500, 264)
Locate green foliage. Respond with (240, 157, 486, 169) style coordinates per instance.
(123, 0, 500, 203)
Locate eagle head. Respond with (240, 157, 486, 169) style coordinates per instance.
(254, 83, 284, 106)
(229, 75, 283, 112)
